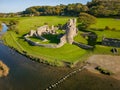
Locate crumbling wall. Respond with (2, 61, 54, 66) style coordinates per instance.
(24, 18, 78, 48)
(102, 38, 120, 47)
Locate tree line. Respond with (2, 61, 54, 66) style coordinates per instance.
(0, 0, 120, 17)
(22, 3, 88, 16)
(21, 0, 120, 17)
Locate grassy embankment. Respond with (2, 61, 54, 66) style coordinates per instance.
(0, 61, 9, 77)
(1, 17, 120, 66)
(0, 21, 2, 31)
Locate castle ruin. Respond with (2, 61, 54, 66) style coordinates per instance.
(24, 18, 78, 48)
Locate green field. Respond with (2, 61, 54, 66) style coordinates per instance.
(1, 16, 120, 66)
(91, 18, 120, 30)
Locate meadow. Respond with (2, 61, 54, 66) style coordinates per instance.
(1, 16, 120, 66)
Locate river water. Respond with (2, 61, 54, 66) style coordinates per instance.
(0, 23, 8, 35)
(0, 43, 72, 90)
(0, 24, 120, 90)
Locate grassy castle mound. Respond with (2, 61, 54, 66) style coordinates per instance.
(1, 16, 120, 67)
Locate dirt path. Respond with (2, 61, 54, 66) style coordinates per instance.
(86, 55, 120, 80)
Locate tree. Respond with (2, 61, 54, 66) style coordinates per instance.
(22, 3, 88, 16)
(87, 0, 120, 17)
(8, 20, 19, 33)
(77, 12, 96, 29)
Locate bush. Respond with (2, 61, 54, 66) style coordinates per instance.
(95, 66, 113, 75)
(0, 21, 2, 31)
(104, 26, 111, 30)
(44, 22, 48, 25)
(87, 32, 98, 46)
(111, 28, 116, 31)
(77, 12, 97, 30)
(15, 29, 20, 34)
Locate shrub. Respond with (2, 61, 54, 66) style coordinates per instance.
(111, 28, 116, 31)
(44, 22, 48, 25)
(0, 21, 2, 31)
(95, 66, 113, 75)
(104, 26, 111, 30)
(77, 12, 97, 30)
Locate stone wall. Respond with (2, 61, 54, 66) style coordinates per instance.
(102, 38, 120, 47)
(24, 18, 78, 48)
(73, 41, 93, 50)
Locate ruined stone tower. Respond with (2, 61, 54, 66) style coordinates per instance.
(66, 18, 77, 44)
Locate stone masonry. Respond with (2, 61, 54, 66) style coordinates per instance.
(24, 18, 78, 48)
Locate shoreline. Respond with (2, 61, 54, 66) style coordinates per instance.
(86, 55, 120, 80)
(86, 67, 120, 81)
(0, 40, 120, 90)
(0, 41, 76, 67)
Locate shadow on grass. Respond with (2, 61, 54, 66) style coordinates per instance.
(79, 28, 98, 46)
(90, 28, 104, 31)
(42, 34, 60, 44)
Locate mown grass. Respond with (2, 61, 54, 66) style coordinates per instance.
(16, 16, 74, 35)
(3, 31, 87, 66)
(89, 18, 120, 54)
(91, 18, 120, 30)
(2, 16, 120, 66)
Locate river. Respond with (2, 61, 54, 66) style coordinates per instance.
(0, 24, 120, 90)
(0, 23, 8, 35)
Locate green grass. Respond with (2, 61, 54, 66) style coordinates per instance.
(2, 16, 120, 66)
(74, 31, 88, 44)
(3, 31, 87, 66)
(91, 18, 120, 30)
(87, 30, 120, 42)
(16, 16, 74, 35)
(2, 16, 87, 66)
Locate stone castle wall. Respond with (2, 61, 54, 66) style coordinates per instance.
(24, 18, 77, 48)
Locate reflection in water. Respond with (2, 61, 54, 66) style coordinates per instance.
(2, 23, 8, 32)
(0, 23, 8, 35)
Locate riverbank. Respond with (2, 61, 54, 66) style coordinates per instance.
(0, 43, 120, 90)
(86, 55, 120, 80)
(0, 60, 9, 77)
(3, 31, 88, 67)
(0, 43, 73, 90)
(52, 69, 120, 90)
(0, 23, 2, 33)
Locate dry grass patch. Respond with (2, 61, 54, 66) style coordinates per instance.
(0, 60, 9, 77)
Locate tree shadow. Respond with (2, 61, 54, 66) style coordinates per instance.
(90, 28, 104, 31)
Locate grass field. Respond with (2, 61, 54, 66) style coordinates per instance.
(91, 18, 120, 30)
(1, 16, 120, 66)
